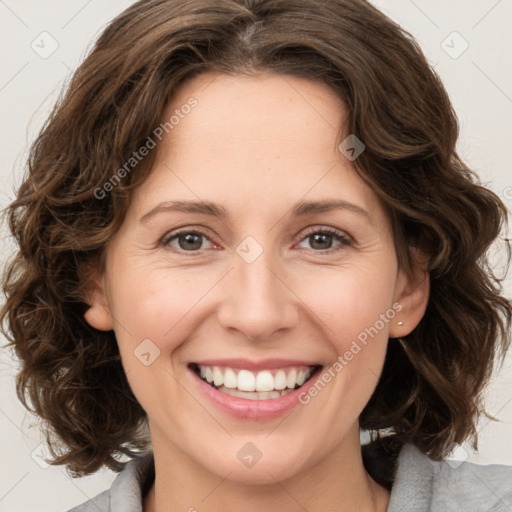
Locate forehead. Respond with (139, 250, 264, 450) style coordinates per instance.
(165, 70, 346, 155)
(129, 71, 386, 228)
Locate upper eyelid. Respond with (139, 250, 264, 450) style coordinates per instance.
(162, 227, 218, 245)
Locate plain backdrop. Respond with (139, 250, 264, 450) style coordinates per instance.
(1, 1, 511, 511)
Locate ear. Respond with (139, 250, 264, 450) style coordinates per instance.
(389, 248, 430, 338)
(80, 260, 114, 332)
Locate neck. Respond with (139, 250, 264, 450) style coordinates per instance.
(143, 424, 390, 512)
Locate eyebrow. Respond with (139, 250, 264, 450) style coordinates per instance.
(139, 199, 373, 224)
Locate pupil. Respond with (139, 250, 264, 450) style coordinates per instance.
(180, 233, 202, 250)
(311, 233, 331, 250)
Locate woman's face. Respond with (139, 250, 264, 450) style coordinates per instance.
(85, 71, 427, 483)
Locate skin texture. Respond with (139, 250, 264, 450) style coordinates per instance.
(84, 71, 429, 512)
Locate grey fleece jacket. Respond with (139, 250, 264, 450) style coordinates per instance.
(66, 443, 512, 512)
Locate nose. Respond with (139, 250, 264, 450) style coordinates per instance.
(217, 246, 300, 342)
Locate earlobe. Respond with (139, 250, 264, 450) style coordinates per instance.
(81, 264, 114, 332)
(389, 249, 430, 338)
(84, 300, 115, 332)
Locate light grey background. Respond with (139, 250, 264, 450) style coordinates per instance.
(1, 1, 511, 511)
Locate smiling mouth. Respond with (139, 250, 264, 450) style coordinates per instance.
(189, 363, 323, 400)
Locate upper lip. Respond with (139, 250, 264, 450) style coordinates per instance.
(191, 358, 322, 371)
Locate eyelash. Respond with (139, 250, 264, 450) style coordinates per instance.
(160, 226, 353, 256)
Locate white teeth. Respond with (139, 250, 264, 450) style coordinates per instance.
(274, 370, 287, 390)
(237, 369, 256, 391)
(195, 364, 315, 397)
(216, 385, 294, 400)
(212, 367, 223, 387)
(255, 370, 274, 392)
(224, 368, 237, 389)
(286, 369, 297, 389)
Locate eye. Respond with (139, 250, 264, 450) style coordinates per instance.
(296, 227, 352, 253)
(161, 226, 353, 255)
(161, 228, 216, 253)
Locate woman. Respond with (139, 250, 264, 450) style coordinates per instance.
(2, 0, 511, 511)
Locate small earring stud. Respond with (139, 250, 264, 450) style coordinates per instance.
(397, 321, 403, 326)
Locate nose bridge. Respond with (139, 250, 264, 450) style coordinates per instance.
(235, 237, 279, 302)
(217, 235, 298, 339)
(237, 235, 285, 308)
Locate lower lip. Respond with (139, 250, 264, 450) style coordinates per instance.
(190, 367, 321, 421)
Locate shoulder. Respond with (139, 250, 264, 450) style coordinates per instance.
(66, 489, 110, 512)
(429, 452, 512, 512)
(388, 443, 512, 512)
(64, 452, 155, 512)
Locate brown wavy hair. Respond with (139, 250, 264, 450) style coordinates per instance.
(1, 0, 511, 487)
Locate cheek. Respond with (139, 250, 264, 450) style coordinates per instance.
(107, 266, 205, 413)
(109, 264, 218, 356)
(290, 260, 398, 346)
